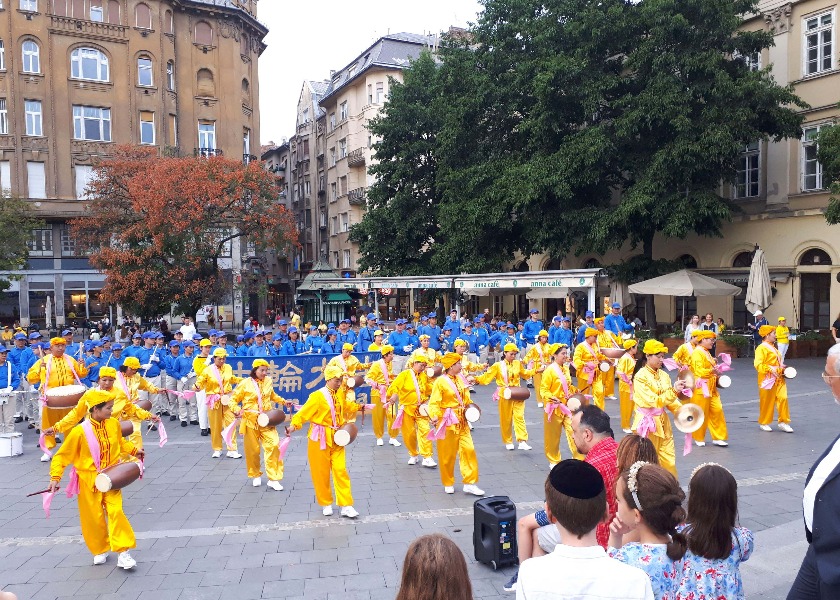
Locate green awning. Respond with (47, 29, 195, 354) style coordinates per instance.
(324, 291, 353, 304)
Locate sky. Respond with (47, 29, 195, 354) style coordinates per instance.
(256, 0, 484, 145)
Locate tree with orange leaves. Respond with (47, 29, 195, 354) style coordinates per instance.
(70, 146, 297, 321)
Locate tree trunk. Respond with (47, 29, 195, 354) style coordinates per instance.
(642, 233, 658, 331)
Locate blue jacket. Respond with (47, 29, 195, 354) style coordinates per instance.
(604, 313, 629, 336)
(267, 343, 284, 356)
(173, 354, 196, 379)
(358, 327, 377, 352)
(103, 353, 125, 370)
(280, 339, 306, 355)
(0, 360, 21, 390)
(136, 346, 162, 377)
(522, 319, 544, 345)
(418, 324, 443, 350)
(122, 343, 144, 359)
(457, 332, 478, 353)
(306, 336, 324, 353)
(576, 321, 595, 344)
(388, 331, 413, 356)
(554, 327, 574, 348)
(249, 342, 270, 357)
(336, 330, 357, 347)
(163, 351, 181, 377)
(84, 354, 103, 384)
(475, 327, 490, 350)
(443, 317, 461, 338)
(8, 346, 34, 373)
(321, 341, 341, 354)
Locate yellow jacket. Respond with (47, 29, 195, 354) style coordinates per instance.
(474, 359, 535, 389)
(616, 353, 636, 392)
(596, 330, 621, 351)
(327, 354, 364, 374)
(53, 387, 153, 435)
(368, 343, 382, 352)
(672, 342, 695, 367)
(459, 354, 485, 373)
(689, 346, 718, 393)
(192, 354, 213, 377)
(572, 342, 605, 375)
(776, 326, 790, 345)
(195, 363, 241, 395)
(290, 386, 363, 448)
(754, 341, 784, 383)
(365, 358, 395, 389)
(539, 362, 576, 404)
(50, 417, 138, 482)
(427, 374, 472, 432)
(27, 353, 89, 388)
(231, 376, 286, 431)
(524, 342, 553, 368)
(410, 347, 441, 366)
(631, 366, 682, 437)
(386, 369, 431, 407)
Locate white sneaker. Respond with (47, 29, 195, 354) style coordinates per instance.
(389, 438, 401, 447)
(376, 438, 384, 446)
(226, 451, 242, 459)
(712, 440, 729, 447)
(117, 551, 136, 570)
(340, 506, 359, 519)
(93, 553, 107, 565)
(463, 484, 485, 496)
(252, 477, 262, 487)
(40, 453, 51, 462)
(549, 462, 557, 469)
(422, 457, 437, 468)
(695, 441, 706, 447)
(505, 443, 515, 451)
(211, 450, 222, 458)
(759, 424, 772, 432)
(407, 456, 418, 465)
(444, 486, 455, 494)
(607, 396, 618, 401)
(622, 428, 632, 434)
(517, 442, 532, 451)
(537, 402, 544, 408)
(267, 480, 283, 491)
(322, 505, 333, 516)
(778, 423, 794, 433)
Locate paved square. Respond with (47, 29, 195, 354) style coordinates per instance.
(0, 356, 835, 599)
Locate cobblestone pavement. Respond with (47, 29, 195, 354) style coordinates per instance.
(0, 356, 835, 599)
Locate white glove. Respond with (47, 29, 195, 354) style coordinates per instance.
(187, 372, 195, 379)
(180, 377, 187, 383)
(141, 363, 152, 370)
(402, 346, 411, 352)
(151, 355, 160, 362)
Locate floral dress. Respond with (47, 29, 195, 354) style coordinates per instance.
(676, 525, 754, 600)
(609, 543, 680, 600)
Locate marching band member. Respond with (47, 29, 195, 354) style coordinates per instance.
(428, 353, 484, 496)
(113, 358, 162, 450)
(230, 359, 292, 491)
(572, 327, 606, 410)
(9, 332, 35, 426)
(268, 333, 285, 356)
(288, 364, 365, 518)
(327, 343, 366, 376)
(539, 344, 582, 466)
(672, 330, 701, 369)
(595, 317, 621, 401)
(388, 319, 414, 373)
(0, 346, 21, 432)
(616, 339, 638, 434)
(358, 314, 378, 352)
(386, 354, 436, 467)
(365, 345, 401, 447)
(574, 311, 596, 344)
(173, 342, 199, 430)
(305, 326, 324, 353)
(27, 337, 89, 461)
(320, 330, 341, 354)
(688, 331, 729, 446)
(604, 302, 629, 336)
(195, 349, 242, 459)
(452, 339, 485, 380)
(136, 333, 165, 418)
(754, 325, 793, 433)
(47, 389, 143, 569)
(524, 330, 552, 407)
(475, 343, 537, 451)
(280, 327, 306, 355)
(631, 340, 688, 477)
(410, 334, 441, 367)
(162, 341, 181, 422)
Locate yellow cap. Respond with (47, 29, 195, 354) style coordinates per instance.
(623, 339, 638, 350)
(374, 330, 384, 336)
(594, 317, 605, 325)
(759, 324, 775, 337)
(418, 334, 430, 341)
(324, 364, 344, 380)
(50, 337, 66, 345)
(584, 327, 598, 338)
(99, 366, 117, 378)
(123, 357, 141, 370)
(453, 339, 468, 348)
(85, 388, 116, 410)
(441, 352, 461, 369)
(700, 330, 717, 340)
(503, 343, 519, 353)
(690, 329, 704, 338)
(778, 316, 786, 321)
(199, 339, 212, 347)
(411, 354, 429, 364)
(538, 329, 549, 338)
(212, 348, 227, 357)
(380, 344, 394, 355)
(342, 343, 354, 351)
(642, 340, 668, 355)
(253, 359, 270, 368)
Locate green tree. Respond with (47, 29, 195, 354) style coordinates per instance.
(817, 122, 840, 224)
(0, 193, 44, 292)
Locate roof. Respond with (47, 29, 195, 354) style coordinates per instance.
(178, 0, 268, 37)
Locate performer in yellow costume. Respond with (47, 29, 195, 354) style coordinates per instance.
(230, 358, 290, 491)
(387, 354, 436, 467)
(572, 328, 606, 410)
(595, 317, 621, 400)
(672, 330, 701, 369)
(776, 317, 790, 363)
(410, 334, 441, 367)
(524, 330, 552, 408)
(453, 339, 485, 378)
(288, 364, 366, 518)
(47, 389, 142, 569)
(427, 353, 484, 496)
(688, 331, 729, 447)
(367, 330, 385, 352)
(616, 339, 638, 434)
(631, 340, 688, 477)
(365, 345, 400, 447)
(538, 344, 582, 466)
(28, 337, 89, 460)
(475, 343, 536, 450)
(754, 325, 792, 433)
(195, 348, 242, 459)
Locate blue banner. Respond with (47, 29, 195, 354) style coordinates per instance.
(224, 352, 382, 406)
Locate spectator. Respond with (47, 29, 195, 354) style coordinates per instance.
(788, 343, 840, 598)
(832, 312, 840, 343)
(747, 310, 768, 345)
(684, 315, 701, 343)
(717, 317, 726, 333)
(179, 317, 197, 339)
(396, 533, 473, 600)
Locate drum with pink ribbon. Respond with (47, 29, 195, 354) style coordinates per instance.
(44, 385, 86, 408)
(94, 462, 142, 492)
(257, 410, 286, 428)
(783, 367, 797, 379)
(220, 394, 232, 406)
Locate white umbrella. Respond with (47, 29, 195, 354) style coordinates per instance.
(629, 269, 741, 327)
(745, 247, 772, 315)
(610, 280, 633, 310)
(45, 295, 52, 329)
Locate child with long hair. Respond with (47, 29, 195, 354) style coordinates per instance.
(396, 534, 473, 600)
(614, 435, 660, 545)
(677, 463, 753, 600)
(609, 462, 686, 599)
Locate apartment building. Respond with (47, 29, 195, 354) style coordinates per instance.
(259, 139, 294, 318)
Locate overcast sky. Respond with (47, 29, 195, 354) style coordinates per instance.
(256, 0, 484, 145)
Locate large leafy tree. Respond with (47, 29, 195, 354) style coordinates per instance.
(818, 123, 840, 224)
(70, 146, 297, 320)
(0, 194, 44, 292)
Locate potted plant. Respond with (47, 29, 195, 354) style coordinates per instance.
(661, 326, 684, 353)
(798, 330, 822, 357)
(816, 331, 835, 356)
(717, 333, 747, 358)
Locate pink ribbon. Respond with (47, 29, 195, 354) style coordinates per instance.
(696, 378, 710, 398)
(392, 406, 405, 429)
(635, 407, 664, 438)
(43, 491, 56, 518)
(39, 432, 52, 458)
(278, 435, 291, 461)
(207, 393, 220, 408)
(683, 433, 693, 457)
(583, 363, 596, 384)
(310, 424, 327, 450)
(662, 358, 679, 372)
(761, 375, 777, 389)
(221, 418, 239, 448)
(719, 353, 732, 366)
(378, 384, 387, 397)
(65, 468, 80, 498)
(157, 421, 168, 448)
(492, 388, 500, 403)
(427, 408, 459, 440)
(545, 402, 572, 420)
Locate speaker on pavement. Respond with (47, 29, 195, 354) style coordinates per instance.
(473, 495, 517, 570)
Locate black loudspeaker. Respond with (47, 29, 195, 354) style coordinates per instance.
(473, 495, 518, 570)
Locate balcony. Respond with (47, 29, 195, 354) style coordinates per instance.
(195, 147, 223, 158)
(347, 147, 366, 168)
(243, 153, 258, 164)
(348, 187, 367, 206)
(49, 15, 128, 42)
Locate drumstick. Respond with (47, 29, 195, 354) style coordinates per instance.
(27, 487, 56, 497)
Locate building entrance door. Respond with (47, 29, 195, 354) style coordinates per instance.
(800, 273, 830, 330)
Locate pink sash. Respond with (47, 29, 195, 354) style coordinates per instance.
(492, 361, 512, 402)
(759, 343, 783, 388)
(65, 420, 102, 499)
(635, 407, 664, 439)
(309, 388, 338, 450)
(545, 363, 572, 420)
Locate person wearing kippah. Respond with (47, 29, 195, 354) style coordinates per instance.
(754, 325, 792, 433)
(631, 340, 689, 477)
(572, 327, 607, 410)
(689, 331, 729, 447)
(515, 460, 654, 600)
(386, 354, 436, 467)
(365, 345, 401, 448)
(595, 317, 621, 401)
(616, 340, 638, 434)
(524, 330, 553, 408)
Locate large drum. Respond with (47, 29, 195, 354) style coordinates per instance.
(717, 375, 732, 389)
(333, 423, 358, 447)
(426, 365, 443, 378)
(346, 375, 365, 389)
(465, 404, 482, 423)
(566, 393, 590, 413)
(257, 409, 286, 428)
(601, 348, 624, 360)
(599, 361, 613, 372)
(135, 398, 152, 412)
(119, 421, 135, 437)
(94, 462, 142, 492)
(502, 386, 530, 401)
(783, 367, 797, 379)
(44, 385, 86, 409)
(418, 403, 430, 417)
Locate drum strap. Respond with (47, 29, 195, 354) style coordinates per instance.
(409, 369, 422, 404)
(65, 420, 102, 499)
(442, 375, 464, 408)
(252, 378, 263, 412)
(321, 387, 337, 428)
(212, 365, 226, 394)
(42, 355, 83, 400)
(552, 363, 570, 398)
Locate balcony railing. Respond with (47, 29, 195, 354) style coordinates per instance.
(195, 147, 223, 158)
(49, 15, 128, 40)
(347, 147, 366, 167)
(348, 187, 367, 206)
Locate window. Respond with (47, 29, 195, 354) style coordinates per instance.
(338, 138, 347, 158)
(20, 0, 37, 10)
(801, 248, 832, 265)
(0, 161, 11, 193)
(168, 114, 178, 146)
(74, 165, 94, 199)
(89, 0, 103, 21)
(25, 100, 42, 136)
(134, 2, 151, 29)
(304, 179, 311, 196)
(735, 141, 760, 198)
(73, 106, 111, 141)
(198, 120, 216, 150)
(375, 82, 384, 104)
(333, 251, 339, 269)
(194, 21, 213, 45)
(71, 47, 109, 82)
(61, 225, 77, 256)
(347, 63, 357, 78)
(319, 210, 326, 228)
(804, 12, 834, 76)
(107, 0, 119, 24)
(164, 9, 173, 34)
(137, 57, 153, 86)
(330, 182, 336, 202)
(22, 41, 40, 74)
(329, 112, 335, 131)
(26, 162, 46, 199)
(243, 129, 250, 157)
(0, 99, 7, 135)
(341, 213, 349, 232)
(803, 125, 825, 191)
(166, 61, 174, 90)
(339, 101, 348, 121)
(735, 50, 760, 72)
(139, 111, 154, 145)
(196, 68, 215, 96)
(343, 250, 351, 269)
(0, 40, 5, 71)
(339, 176, 347, 196)
(240, 33, 249, 56)
(330, 216, 337, 235)
(28, 228, 53, 256)
(329, 147, 336, 167)
(732, 251, 753, 268)
(241, 78, 250, 100)
(367, 84, 373, 105)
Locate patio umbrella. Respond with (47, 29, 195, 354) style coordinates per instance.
(610, 280, 633, 310)
(745, 247, 772, 315)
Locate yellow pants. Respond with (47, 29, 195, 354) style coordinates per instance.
(690, 390, 728, 442)
(602, 366, 616, 398)
(77, 472, 135, 555)
(577, 375, 605, 410)
(128, 420, 144, 451)
(758, 381, 790, 425)
(532, 372, 543, 405)
(400, 407, 433, 458)
(42, 406, 73, 450)
(372, 391, 399, 440)
(437, 425, 478, 487)
(307, 438, 353, 507)
(543, 411, 582, 465)
(209, 402, 237, 452)
(618, 383, 634, 431)
(243, 425, 284, 481)
(498, 395, 528, 444)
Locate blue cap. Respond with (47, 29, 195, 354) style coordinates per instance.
(192, 334, 203, 340)
(611, 302, 621, 309)
(552, 316, 562, 322)
(29, 332, 42, 340)
(132, 333, 142, 339)
(217, 331, 226, 337)
(244, 332, 255, 340)
(310, 325, 318, 330)
(428, 312, 437, 318)
(367, 313, 376, 320)
(141, 332, 152, 339)
(14, 333, 26, 340)
(341, 319, 351, 324)
(326, 329, 337, 336)
(155, 332, 164, 339)
(288, 326, 299, 333)
(328, 323, 335, 328)
(30, 342, 41, 350)
(473, 317, 481, 323)
(0, 345, 8, 353)
(91, 341, 103, 348)
(272, 333, 282, 341)
(529, 308, 539, 314)
(464, 321, 473, 327)
(102, 336, 111, 342)
(168, 340, 180, 347)
(236, 335, 244, 342)
(183, 341, 195, 348)
(421, 315, 428, 320)
(562, 316, 571, 322)
(443, 325, 452, 331)
(111, 343, 123, 350)
(407, 323, 415, 329)
(61, 329, 73, 336)
(278, 320, 287, 326)
(506, 323, 515, 329)
(208, 329, 217, 336)
(255, 330, 265, 336)
(585, 311, 595, 318)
